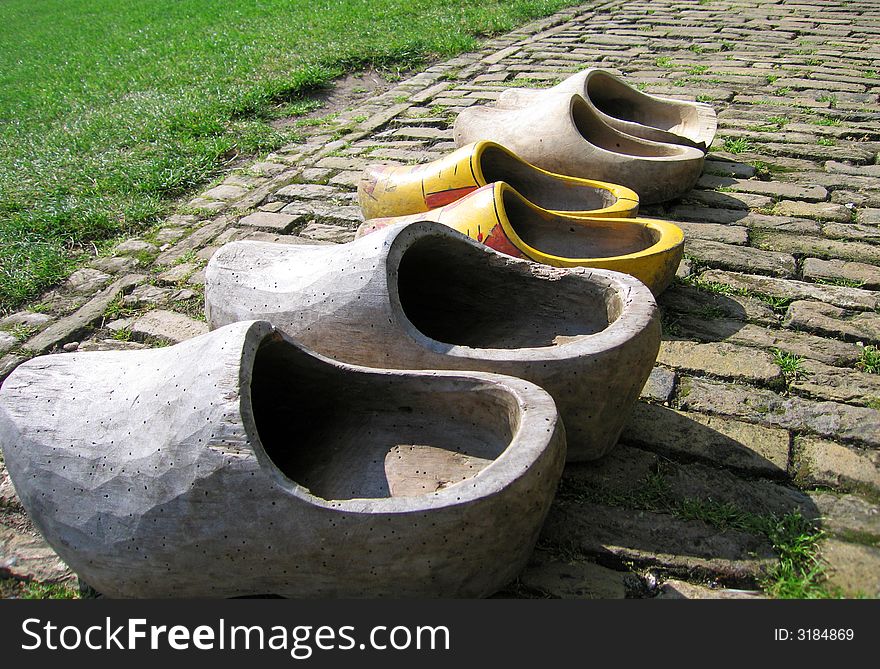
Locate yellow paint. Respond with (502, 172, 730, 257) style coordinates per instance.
(358, 140, 639, 220)
(359, 182, 683, 295)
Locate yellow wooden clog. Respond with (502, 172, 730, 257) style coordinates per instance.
(357, 182, 683, 295)
(358, 140, 639, 220)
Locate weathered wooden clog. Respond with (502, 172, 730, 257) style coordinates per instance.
(358, 183, 683, 295)
(206, 222, 661, 461)
(358, 140, 639, 220)
(497, 68, 717, 150)
(0, 320, 565, 598)
(453, 92, 706, 204)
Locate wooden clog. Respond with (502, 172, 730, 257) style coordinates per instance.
(453, 92, 706, 204)
(0, 321, 565, 597)
(358, 140, 639, 219)
(206, 222, 661, 462)
(358, 183, 683, 295)
(497, 68, 717, 150)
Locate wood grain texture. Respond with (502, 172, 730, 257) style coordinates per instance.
(206, 221, 661, 461)
(0, 320, 565, 598)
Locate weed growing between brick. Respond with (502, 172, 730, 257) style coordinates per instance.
(555, 471, 837, 598)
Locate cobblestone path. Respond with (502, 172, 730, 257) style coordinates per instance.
(2, 0, 879, 598)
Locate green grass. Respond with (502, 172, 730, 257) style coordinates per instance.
(814, 277, 865, 288)
(817, 137, 836, 146)
(814, 115, 842, 127)
(751, 160, 773, 179)
(857, 345, 880, 374)
(773, 348, 809, 384)
(0, 0, 581, 313)
(722, 137, 752, 154)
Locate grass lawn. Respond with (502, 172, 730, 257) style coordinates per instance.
(0, 0, 578, 312)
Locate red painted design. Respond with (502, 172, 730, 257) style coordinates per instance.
(482, 224, 526, 259)
(424, 186, 477, 209)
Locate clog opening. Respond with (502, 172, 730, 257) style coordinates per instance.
(396, 234, 618, 348)
(503, 191, 659, 259)
(586, 72, 689, 130)
(571, 96, 684, 157)
(250, 337, 517, 501)
(480, 145, 617, 211)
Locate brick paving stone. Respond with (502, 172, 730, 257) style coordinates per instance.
(823, 221, 880, 243)
(774, 200, 853, 223)
(621, 402, 790, 475)
(0, 354, 25, 382)
(154, 227, 187, 245)
(123, 284, 173, 307)
(91, 255, 140, 274)
(155, 218, 229, 266)
(114, 239, 158, 256)
(274, 184, 342, 201)
(681, 189, 773, 210)
(663, 460, 813, 519)
(64, 268, 112, 294)
(855, 208, 880, 225)
(668, 206, 824, 234)
(684, 238, 796, 277)
(202, 184, 248, 200)
(784, 299, 880, 343)
(698, 269, 880, 310)
(657, 580, 765, 599)
(130, 310, 208, 344)
(808, 492, 880, 540)
(280, 202, 363, 227)
(672, 315, 863, 366)
(0, 458, 17, 508)
(0, 311, 52, 329)
(752, 230, 880, 265)
(23, 274, 144, 353)
(0, 526, 73, 584)
(157, 262, 199, 285)
(517, 551, 631, 599)
(299, 223, 357, 243)
(822, 539, 880, 597)
(792, 359, 880, 406)
(237, 211, 296, 233)
(657, 340, 782, 383)
(796, 436, 880, 492)
(0, 332, 16, 355)
(696, 175, 828, 201)
(639, 366, 675, 403)
(678, 376, 880, 447)
(542, 498, 775, 583)
(660, 284, 779, 325)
